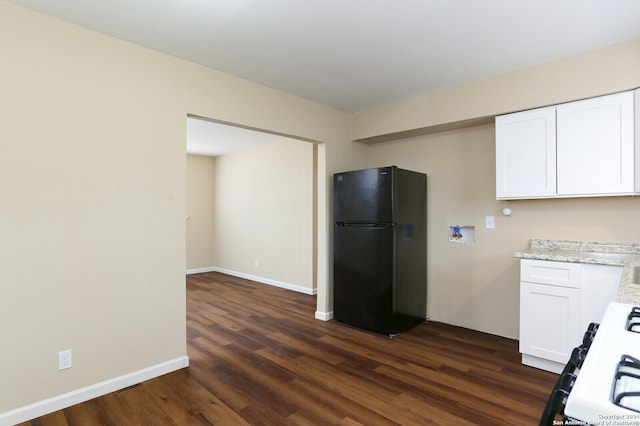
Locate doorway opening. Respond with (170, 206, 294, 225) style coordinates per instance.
(185, 114, 320, 296)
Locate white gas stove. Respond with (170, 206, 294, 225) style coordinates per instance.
(563, 303, 640, 424)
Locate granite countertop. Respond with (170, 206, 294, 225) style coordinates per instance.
(514, 239, 640, 305)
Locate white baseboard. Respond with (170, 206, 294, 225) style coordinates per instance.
(188, 266, 316, 296)
(521, 354, 563, 374)
(315, 310, 334, 321)
(185, 266, 217, 275)
(0, 356, 189, 426)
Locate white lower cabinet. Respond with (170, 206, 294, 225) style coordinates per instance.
(581, 263, 624, 331)
(519, 259, 622, 373)
(520, 282, 581, 371)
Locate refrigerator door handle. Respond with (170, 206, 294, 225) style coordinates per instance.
(336, 223, 391, 229)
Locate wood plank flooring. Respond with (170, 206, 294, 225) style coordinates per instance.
(18, 272, 557, 425)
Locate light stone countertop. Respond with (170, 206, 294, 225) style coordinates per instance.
(514, 239, 640, 305)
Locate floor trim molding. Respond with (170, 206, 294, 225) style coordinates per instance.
(187, 267, 316, 296)
(0, 356, 189, 426)
(315, 310, 334, 321)
(185, 266, 217, 274)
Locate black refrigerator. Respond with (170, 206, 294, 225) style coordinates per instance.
(333, 166, 427, 335)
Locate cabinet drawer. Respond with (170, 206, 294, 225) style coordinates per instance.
(520, 259, 581, 288)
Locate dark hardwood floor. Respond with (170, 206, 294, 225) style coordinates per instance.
(19, 272, 557, 425)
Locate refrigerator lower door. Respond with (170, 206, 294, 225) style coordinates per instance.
(334, 223, 395, 333)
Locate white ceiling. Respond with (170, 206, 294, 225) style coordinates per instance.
(9, 0, 640, 155)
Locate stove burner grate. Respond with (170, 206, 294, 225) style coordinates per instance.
(627, 307, 640, 333)
(582, 322, 599, 349)
(612, 354, 640, 413)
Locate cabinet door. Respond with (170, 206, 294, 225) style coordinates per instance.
(519, 282, 581, 364)
(556, 91, 635, 196)
(496, 106, 556, 199)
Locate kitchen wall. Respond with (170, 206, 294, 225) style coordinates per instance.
(210, 139, 315, 292)
(0, 0, 357, 418)
(354, 38, 640, 141)
(368, 124, 640, 339)
(186, 154, 217, 271)
(359, 37, 640, 339)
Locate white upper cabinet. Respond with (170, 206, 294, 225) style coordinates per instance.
(496, 106, 556, 199)
(496, 89, 638, 200)
(556, 91, 635, 196)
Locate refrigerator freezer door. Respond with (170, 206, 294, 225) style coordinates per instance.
(333, 223, 394, 332)
(334, 167, 394, 224)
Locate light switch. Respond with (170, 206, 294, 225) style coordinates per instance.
(485, 216, 495, 229)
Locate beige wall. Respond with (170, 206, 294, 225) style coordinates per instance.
(210, 139, 316, 291)
(0, 1, 356, 416)
(186, 155, 217, 271)
(368, 123, 640, 339)
(354, 38, 640, 141)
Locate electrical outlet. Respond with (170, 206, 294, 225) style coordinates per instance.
(254, 260, 259, 268)
(58, 349, 72, 370)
